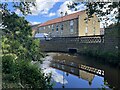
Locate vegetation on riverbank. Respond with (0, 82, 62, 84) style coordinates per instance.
(1, 10, 52, 88)
(2, 55, 52, 89)
(79, 50, 120, 67)
(79, 23, 120, 67)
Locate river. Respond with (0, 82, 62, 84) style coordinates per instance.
(39, 52, 119, 89)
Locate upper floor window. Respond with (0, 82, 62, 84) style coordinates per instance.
(52, 25, 54, 31)
(39, 27, 44, 30)
(48, 25, 50, 28)
(85, 27, 88, 36)
(43, 27, 45, 29)
(56, 25, 58, 32)
(61, 24, 63, 30)
(70, 20, 74, 26)
(39, 27, 41, 30)
(70, 25, 74, 33)
(70, 28, 74, 33)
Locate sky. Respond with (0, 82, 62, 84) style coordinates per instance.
(9, 0, 86, 25)
(2, 0, 119, 28)
(23, 0, 86, 25)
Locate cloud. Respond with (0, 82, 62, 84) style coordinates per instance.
(57, 1, 73, 16)
(15, 0, 59, 16)
(40, 55, 68, 85)
(30, 21, 41, 25)
(76, 3, 86, 11)
(57, 1, 86, 16)
(15, 9, 22, 15)
(15, 0, 86, 17)
(46, 12, 56, 17)
(30, 0, 56, 15)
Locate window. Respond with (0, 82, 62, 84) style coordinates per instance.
(70, 20, 74, 33)
(43, 27, 45, 29)
(39, 27, 44, 30)
(61, 24, 63, 30)
(52, 25, 54, 31)
(48, 25, 50, 28)
(70, 20, 74, 26)
(56, 25, 58, 32)
(70, 25, 74, 33)
(70, 28, 74, 33)
(39, 27, 41, 30)
(85, 27, 88, 35)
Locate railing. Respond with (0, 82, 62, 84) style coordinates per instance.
(51, 60, 104, 77)
(50, 35, 104, 43)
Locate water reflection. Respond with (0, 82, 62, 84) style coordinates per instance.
(50, 61, 105, 88)
(40, 52, 119, 89)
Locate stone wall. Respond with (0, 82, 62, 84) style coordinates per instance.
(40, 36, 104, 53)
(40, 24, 119, 60)
(104, 24, 119, 54)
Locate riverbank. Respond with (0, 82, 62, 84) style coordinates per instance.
(78, 51, 120, 68)
(44, 51, 120, 68)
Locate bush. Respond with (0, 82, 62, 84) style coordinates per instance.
(2, 55, 15, 74)
(17, 60, 52, 88)
(2, 57, 52, 89)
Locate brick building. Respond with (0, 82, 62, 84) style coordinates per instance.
(36, 10, 100, 37)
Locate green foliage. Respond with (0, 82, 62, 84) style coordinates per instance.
(2, 57, 52, 88)
(17, 61, 52, 88)
(1, 4, 52, 88)
(67, 2, 120, 24)
(100, 80, 115, 90)
(0, 2, 36, 15)
(86, 2, 120, 22)
(81, 48, 119, 66)
(67, 2, 79, 11)
(2, 55, 15, 74)
(2, 13, 43, 62)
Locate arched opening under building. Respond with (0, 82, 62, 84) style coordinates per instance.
(68, 48, 77, 53)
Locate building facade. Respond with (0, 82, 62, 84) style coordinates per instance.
(31, 24, 41, 37)
(36, 10, 100, 37)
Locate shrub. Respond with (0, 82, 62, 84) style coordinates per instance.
(2, 55, 15, 74)
(2, 58, 52, 89)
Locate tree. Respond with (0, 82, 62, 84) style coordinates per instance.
(1, 2, 52, 89)
(2, 12, 43, 62)
(67, 1, 120, 27)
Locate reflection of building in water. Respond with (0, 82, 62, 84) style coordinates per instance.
(50, 62, 96, 85)
(79, 70, 95, 85)
(80, 64, 104, 76)
(50, 53, 119, 89)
